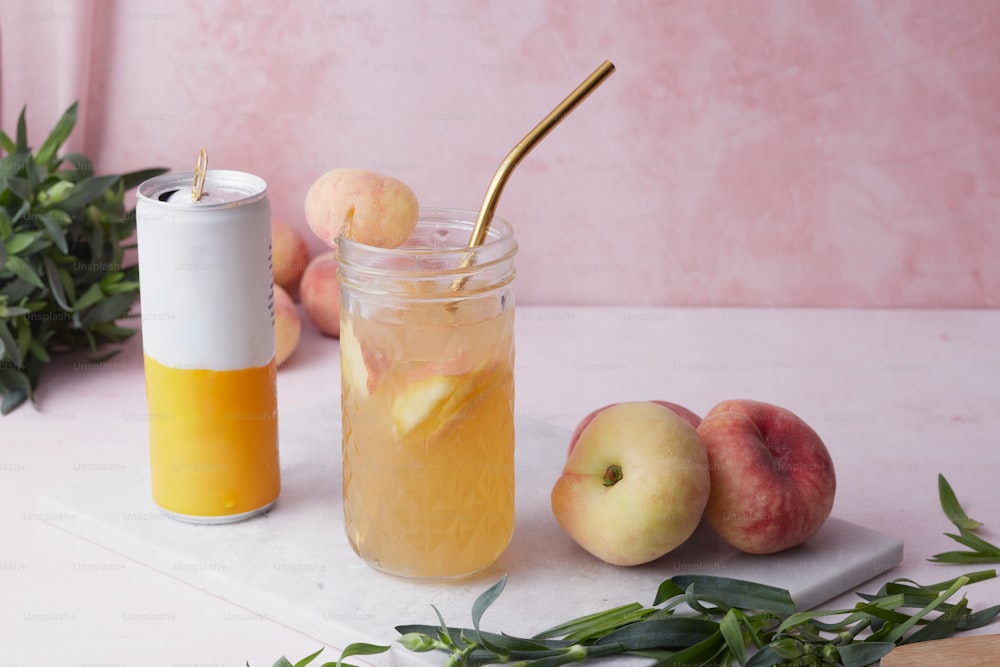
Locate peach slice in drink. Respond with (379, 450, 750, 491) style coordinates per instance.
(390, 364, 507, 441)
(340, 321, 382, 395)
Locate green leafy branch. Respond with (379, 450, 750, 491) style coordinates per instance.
(0, 102, 167, 413)
(387, 568, 997, 667)
(275, 565, 998, 667)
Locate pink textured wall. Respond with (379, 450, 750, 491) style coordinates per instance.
(3, 0, 999, 307)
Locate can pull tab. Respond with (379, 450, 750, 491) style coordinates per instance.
(191, 148, 208, 202)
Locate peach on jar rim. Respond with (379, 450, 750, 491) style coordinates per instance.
(304, 168, 419, 249)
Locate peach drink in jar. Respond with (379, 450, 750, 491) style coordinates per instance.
(337, 209, 517, 579)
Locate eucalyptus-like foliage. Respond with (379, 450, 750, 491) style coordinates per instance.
(0, 102, 167, 413)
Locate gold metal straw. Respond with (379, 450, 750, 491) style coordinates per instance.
(450, 60, 616, 291)
(191, 148, 208, 202)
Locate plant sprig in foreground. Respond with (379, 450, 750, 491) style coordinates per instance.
(280, 567, 999, 667)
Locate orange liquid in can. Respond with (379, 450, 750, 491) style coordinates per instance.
(144, 355, 280, 519)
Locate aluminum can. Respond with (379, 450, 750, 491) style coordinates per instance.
(135, 170, 280, 523)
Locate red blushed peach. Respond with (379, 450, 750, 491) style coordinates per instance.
(304, 168, 418, 249)
(273, 284, 301, 366)
(568, 401, 701, 455)
(271, 219, 311, 299)
(551, 402, 711, 566)
(696, 399, 836, 555)
(300, 251, 341, 337)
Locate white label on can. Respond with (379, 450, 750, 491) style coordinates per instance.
(136, 199, 275, 371)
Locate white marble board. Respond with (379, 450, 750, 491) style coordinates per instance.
(40, 409, 903, 665)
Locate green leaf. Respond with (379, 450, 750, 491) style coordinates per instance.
(119, 166, 168, 192)
(533, 602, 648, 642)
(928, 552, 1000, 565)
(595, 617, 718, 651)
(333, 642, 390, 666)
(957, 603, 1000, 631)
(0, 368, 33, 414)
(5, 256, 46, 289)
(289, 648, 323, 667)
(15, 106, 28, 152)
(882, 576, 968, 644)
(90, 321, 136, 341)
(648, 629, 726, 667)
(945, 527, 1000, 556)
(270, 658, 294, 667)
(902, 596, 968, 644)
(15, 316, 31, 360)
(472, 576, 507, 636)
(719, 609, 747, 666)
(36, 211, 71, 253)
(35, 102, 78, 167)
(0, 152, 26, 183)
(653, 580, 686, 606)
(837, 642, 895, 667)
(941, 569, 996, 587)
(28, 340, 50, 363)
(0, 207, 13, 240)
(62, 152, 94, 177)
(4, 231, 41, 255)
(745, 645, 786, 667)
(25, 151, 40, 194)
(0, 321, 20, 365)
(10, 199, 31, 225)
(51, 174, 121, 211)
(938, 474, 983, 531)
(1, 385, 30, 415)
(74, 283, 105, 311)
(669, 575, 796, 616)
(103, 280, 140, 295)
(776, 603, 884, 635)
(0, 279, 36, 305)
(0, 128, 15, 154)
(80, 291, 134, 326)
(42, 256, 72, 311)
(5, 175, 31, 201)
(1, 306, 31, 318)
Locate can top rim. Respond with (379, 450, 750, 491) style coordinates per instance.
(137, 170, 267, 209)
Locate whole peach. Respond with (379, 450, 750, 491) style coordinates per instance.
(304, 168, 418, 249)
(300, 251, 341, 337)
(273, 284, 301, 366)
(567, 400, 701, 455)
(551, 401, 711, 566)
(696, 399, 836, 555)
(271, 219, 311, 299)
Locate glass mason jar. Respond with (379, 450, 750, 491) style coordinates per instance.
(336, 209, 517, 579)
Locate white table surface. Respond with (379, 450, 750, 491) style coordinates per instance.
(3, 306, 999, 666)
